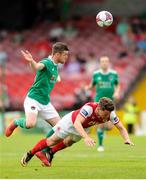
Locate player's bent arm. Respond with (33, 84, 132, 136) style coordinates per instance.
(113, 84, 120, 100)
(30, 61, 45, 71)
(21, 50, 45, 71)
(74, 114, 89, 139)
(74, 114, 95, 146)
(114, 121, 134, 145)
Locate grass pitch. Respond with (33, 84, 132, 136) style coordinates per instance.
(0, 133, 146, 179)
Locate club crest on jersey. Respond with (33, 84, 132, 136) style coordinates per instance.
(81, 109, 88, 116)
(31, 106, 36, 110)
(50, 75, 56, 83)
(51, 75, 55, 81)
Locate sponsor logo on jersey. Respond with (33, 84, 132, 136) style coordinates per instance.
(81, 109, 89, 117)
(109, 76, 113, 80)
(114, 117, 119, 123)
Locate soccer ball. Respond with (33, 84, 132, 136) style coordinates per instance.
(96, 11, 113, 27)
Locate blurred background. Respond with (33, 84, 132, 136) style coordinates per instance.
(0, 0, 146, 136)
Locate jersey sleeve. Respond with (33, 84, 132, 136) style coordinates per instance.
(91, 73, 96, 86)
(114, 72, 119, 85)
(110, 111, 119, 124)
(79, 105, 93, 118)
(39, 58, 51, 70)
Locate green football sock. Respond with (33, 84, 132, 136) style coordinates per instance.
(42, 129, 55, 153)
(14, 118, 28, 129)
(46, 129, 54, 138)
(97, 128, 104, 146)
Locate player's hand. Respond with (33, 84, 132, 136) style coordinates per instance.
(84, 137, 95, 147)
(113, 92, 120, 101)
(124, 141, 134, 146)
(21, 50, 33, 62)
(84, 85, 89, 91)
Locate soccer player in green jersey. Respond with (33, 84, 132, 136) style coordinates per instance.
(5, 42, 72, 166)
(86, 56, 120, 152)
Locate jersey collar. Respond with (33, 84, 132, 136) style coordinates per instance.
(99, 69, 111, 74)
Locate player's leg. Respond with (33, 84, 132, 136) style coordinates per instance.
(36, 127, 71, 166)
(21, 133, 63, 167)
(97, 121, 113, 152)
(47, 135, 76, 164)
(44, 110, 81, 156)
(21, 115, 71, 167)
(35, 103, 61, 164)
(42, 112, 77, 166)
(36, 105, 75, 166)
(35, 128, 55, 166)
(47, 135, 81, 165)
(97, 124, 105, 151)
(38, 103, 68, 154)
(5, 97, 38, 137)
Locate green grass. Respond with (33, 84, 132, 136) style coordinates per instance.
(0, 134, 146, 179)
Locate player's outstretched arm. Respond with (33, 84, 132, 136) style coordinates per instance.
(115, 121, 134, 145)
(85, 83, 94, 91)
(21, 50, 45, 71)
(113, 84, 120, 101)
(74, 114, 95, 147)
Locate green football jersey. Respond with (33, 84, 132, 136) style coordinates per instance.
(92, 69, 119, 102)
(27, 57, 58, 105)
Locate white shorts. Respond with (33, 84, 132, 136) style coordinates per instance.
(24, 96, 59, 120)
(53, 112, 89, 142)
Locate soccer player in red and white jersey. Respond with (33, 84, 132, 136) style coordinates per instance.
(21, 97, 134, 167)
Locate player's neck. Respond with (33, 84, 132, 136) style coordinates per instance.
(51, 55, 59, 64)
(101, 68, 109, 74)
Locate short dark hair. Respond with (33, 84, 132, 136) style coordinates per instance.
(52, 42, 69, 55)
(99, 97, 115, 112)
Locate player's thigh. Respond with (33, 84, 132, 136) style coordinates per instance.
(71, 134, 82, 143)
(52, 113, 72, 140)
(40, 102, 60, 126)
(25, 112, 38, 127)
(45, 116, 60, 127)
(63, 136, 76, 146)
(24, 96, 39, 127)
(62, 135, 81, 147)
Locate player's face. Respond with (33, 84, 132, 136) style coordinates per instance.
(100, 57, 110, 70)
(98, 109, 110, 120)
(58, 51, 69, 64)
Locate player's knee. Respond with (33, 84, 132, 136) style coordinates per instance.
(25, 121, 35, 128)
(46, 138, 56, 146)
(64, 140, 74, 147)
(66, 142, 72, 147)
